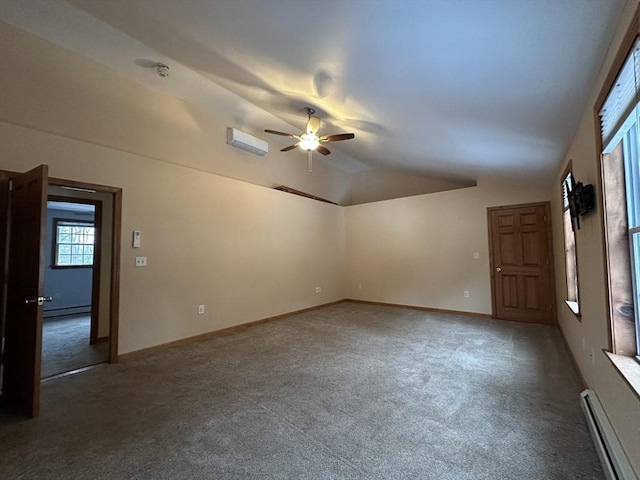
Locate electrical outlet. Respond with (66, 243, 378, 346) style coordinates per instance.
(357, 283, 362, 290)
(473, 252, 479, 259)
(198, 304, 205, 315)
(315, 286, 322, 293)
(463, 290, 470, 298)
(135, 256, 147, 267)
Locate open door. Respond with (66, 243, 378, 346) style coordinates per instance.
(2, 165, 48, 417)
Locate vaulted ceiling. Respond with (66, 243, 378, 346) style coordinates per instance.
(0, 0, 627, 186)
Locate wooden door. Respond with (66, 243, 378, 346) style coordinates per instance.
(488, 202, 555, 324)
(2, 165, 48, 417)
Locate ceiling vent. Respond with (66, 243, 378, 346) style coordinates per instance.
(226, 128, 268, 157)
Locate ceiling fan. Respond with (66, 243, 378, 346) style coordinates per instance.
(264, 107, 355, 171)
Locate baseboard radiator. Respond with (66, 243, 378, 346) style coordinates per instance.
(580, 390, 637, 480)
(43, 305, 91, 318)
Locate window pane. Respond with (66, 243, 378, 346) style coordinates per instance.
(55, 220, 95, 266)
(562, 172, 573, 209)
(562, 169, 579, 306)
(632, 231, 640, 350)
(623, 123, 639, 228)
(563, 208, 578, 303)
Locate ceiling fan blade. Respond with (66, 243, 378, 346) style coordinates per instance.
(280, 143, 299, 152)
(306, 116, 321, 135)
(316, 145, 331, 155)
(320, 133, 355, 142)
(265, 129, 296, 137)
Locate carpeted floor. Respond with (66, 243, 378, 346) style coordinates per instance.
(0, 302, 603, 479)
(41, 315, 109, 378)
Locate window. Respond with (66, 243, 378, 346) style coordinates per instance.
(597, 31, 639, 358)
(561, 166, 580, 315)
(53, 219, 96, 267)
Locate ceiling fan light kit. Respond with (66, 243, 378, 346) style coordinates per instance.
(299, 133, 320, 151)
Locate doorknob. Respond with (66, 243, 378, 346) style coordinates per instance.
(496, 267, 502, 272)
(25, 296, 53, 306)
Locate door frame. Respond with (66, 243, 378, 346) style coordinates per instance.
(1, 171, 122, 366)
(487, 201, 557, 323)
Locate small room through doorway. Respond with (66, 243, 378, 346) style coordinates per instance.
(41, 190, 112, 378)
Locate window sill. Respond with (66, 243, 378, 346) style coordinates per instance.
(50, 265, 93, 269)
(604, 351, 640, 399)
(565, 300, 581, 317)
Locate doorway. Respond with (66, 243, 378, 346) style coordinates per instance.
(0, 167, 121, 417)
(41, 195, 109, 378)
(487, 202, 556, 324)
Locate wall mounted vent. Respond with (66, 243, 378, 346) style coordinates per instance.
(580, 389, 637, 480)
(226, 128, 268, 156)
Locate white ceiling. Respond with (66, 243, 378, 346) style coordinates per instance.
(0, 0, 627, 186)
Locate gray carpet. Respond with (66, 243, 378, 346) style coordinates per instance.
(41, 315, 109, 378)
(1, 302, 603, 479)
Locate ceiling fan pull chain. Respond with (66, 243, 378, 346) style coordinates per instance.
(308, 151, 313, 172)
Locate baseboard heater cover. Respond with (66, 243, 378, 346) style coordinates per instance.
(580, 389, 637, 480)
(43, 305, 91, 318)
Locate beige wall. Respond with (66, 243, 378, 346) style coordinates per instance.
(1, 122, 346, 354)
(345, 178, 550, 313)
(551, 0, 640, 474)
(350, 169, 473, 205)
(0, 22, 347, 354)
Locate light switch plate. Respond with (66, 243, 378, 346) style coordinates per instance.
(133, 230, 141, 248)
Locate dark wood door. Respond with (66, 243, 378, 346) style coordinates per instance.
(488, 203, 555, 324)
(0, 172, 10, 348)
(2, 165, 48, 417)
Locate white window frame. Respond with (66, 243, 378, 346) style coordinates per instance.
(597, 27, 640, 360)
(53, 219, 96, 268)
